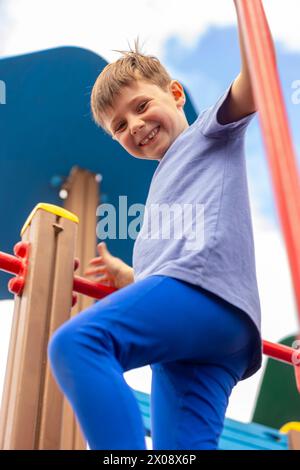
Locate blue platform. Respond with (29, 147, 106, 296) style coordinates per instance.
(133, 389, 288, 450)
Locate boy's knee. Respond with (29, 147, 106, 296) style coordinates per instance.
(47, 322, 76, 373)
(48, 316, 117, 373)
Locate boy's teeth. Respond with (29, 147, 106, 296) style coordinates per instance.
(141, 126, 159, 146)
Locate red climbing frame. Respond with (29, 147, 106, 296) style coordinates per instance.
(235, 0, 300, 390)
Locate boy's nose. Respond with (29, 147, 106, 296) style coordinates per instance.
(130, 120, 145, 136)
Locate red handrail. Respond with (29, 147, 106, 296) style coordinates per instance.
(73, 275, 116, 300)
(263, 340, 298, 366)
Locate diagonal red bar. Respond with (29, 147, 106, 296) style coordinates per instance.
(234, 0, 300, 320)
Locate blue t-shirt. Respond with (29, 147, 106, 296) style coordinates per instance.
(133, 85, 262, 378)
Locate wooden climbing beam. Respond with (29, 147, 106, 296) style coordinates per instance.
(62, 166, 100, 450)
(0, 204, 78, 449)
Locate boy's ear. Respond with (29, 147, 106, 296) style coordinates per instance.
(169, 80, 186, 107)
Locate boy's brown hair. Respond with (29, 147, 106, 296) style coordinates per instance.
(90, 38, 173, 134)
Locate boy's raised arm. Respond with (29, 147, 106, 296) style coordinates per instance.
(218, 0, 275, 125)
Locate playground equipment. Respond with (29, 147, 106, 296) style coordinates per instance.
(0, 200, 114, 450)
(0, 202, 299, 449)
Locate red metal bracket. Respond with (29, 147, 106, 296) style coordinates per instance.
(7, 242, 30, 296)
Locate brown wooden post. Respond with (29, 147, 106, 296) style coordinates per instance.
(62, 166, 100, 450)
(0, 204, 78, 449)
(288, 430, 300, 450)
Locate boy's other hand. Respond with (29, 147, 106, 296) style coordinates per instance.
(84, 242, 134, 289)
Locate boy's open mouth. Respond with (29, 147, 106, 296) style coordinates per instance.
(139, 126, 160, 147)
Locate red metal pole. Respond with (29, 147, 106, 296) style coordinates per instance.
(0, 251, 22, 275)
(73, 275, 116, 300)
(263, 340, 300, 393)
(234, 0, 300, 320)
(262, 340, 298, 366)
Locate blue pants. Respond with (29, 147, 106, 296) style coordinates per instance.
(48, 275, 257, 450)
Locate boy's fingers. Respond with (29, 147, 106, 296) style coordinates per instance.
(97, 278, 111, 286)
(85, 262, 105, 272)
(88, 257, 103, 265)
(84, 274, 108, 283)
(97, 242, 109, 255)
(84, 266, 106, 276)
(94, 274, 109, 283)
(97, 242, 103, 252)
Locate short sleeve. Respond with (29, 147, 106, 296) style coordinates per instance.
(197, 82, 256, 139)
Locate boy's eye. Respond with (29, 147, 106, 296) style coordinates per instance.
(114, 101, 149, 133)
(138, 101, 148, 111)
(115, 122, 125, 132)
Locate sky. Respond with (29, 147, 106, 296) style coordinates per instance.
(0, 0, 299, 445)
(1, 0, 300, 61)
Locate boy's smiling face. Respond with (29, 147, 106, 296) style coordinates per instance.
(104, 79, 189, 160)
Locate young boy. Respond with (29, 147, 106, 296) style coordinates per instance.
(48, 4, 263, 450)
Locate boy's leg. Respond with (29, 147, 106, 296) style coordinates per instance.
(48, 275, 258, 450)
(150, 347, 253, 450)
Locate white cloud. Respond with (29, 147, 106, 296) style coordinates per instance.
(1, 0, 300, 63)
(252, 204, 298, 343)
